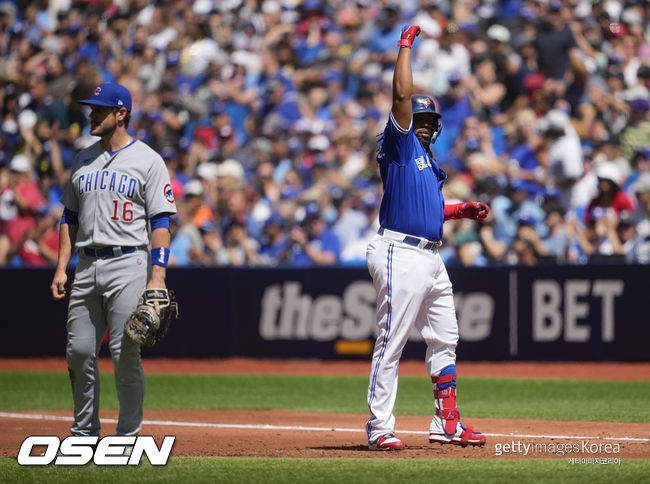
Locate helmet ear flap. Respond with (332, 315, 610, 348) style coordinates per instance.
(431, 120, 443, 144)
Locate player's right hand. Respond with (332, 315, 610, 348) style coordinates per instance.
(51, 270, 68, 301)
(398, 25, 421, 48)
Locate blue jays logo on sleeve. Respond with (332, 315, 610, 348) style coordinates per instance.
(164, 184, 175, 204)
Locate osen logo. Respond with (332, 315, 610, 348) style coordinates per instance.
(17, 435, 175, 466)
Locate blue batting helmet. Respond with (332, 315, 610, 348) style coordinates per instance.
(411, 94, 443, 143)
(411, 94, 442, 118)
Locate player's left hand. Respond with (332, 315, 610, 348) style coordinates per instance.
(460, 202, 490, 221)
(146, 277, 166, 315)
(125, 289, 179, 347)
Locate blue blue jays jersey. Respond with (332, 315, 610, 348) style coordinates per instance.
(377, 113, 447, 241)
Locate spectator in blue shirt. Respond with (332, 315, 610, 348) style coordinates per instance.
(259, 212, 288, 266)
(435, 71, 475, 162)
(277, 201, 341, 266)
(367, 4, 404, 67)
(492, 181, 548, 245)
(505, 108, 545, 197)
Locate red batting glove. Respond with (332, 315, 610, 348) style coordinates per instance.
(398, 25, 421, 48)
(444, 202, 490, 221)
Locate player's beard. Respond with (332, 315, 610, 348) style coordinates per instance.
(414, 129, 432, 149)
(90, 118, 117, 138)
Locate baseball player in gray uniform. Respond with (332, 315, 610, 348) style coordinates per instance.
(50, 82, 177, 437)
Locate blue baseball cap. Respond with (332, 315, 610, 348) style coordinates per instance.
(79, 82, 132, 112)
(304, 201, 321, 218)
(265, 212, 285, 227)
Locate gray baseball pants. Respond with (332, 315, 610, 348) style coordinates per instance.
(66, 249, 148, 436)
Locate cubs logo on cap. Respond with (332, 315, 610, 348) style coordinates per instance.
(79, 82, 132, 112)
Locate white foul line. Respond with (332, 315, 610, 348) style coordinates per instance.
(0, 412, 648, 443)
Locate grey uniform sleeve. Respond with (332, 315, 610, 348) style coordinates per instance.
(60, 164, 80, 212)
(145, 154, 177, 218)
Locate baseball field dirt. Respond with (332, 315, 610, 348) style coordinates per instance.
(1, 359, 648, 460)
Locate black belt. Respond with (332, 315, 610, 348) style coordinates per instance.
(80, 245, 146, 258)
(378, 227, 442, 251)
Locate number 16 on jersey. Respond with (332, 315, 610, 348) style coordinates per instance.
(111, 200, 134, 222)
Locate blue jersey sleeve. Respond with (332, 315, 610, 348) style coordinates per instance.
(379, 112, 416, 167)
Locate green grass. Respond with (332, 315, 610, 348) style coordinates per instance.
(1, 372, 649, 422)
(1, 457, 648, 484)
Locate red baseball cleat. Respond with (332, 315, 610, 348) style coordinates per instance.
(368, 433, 405, 450)
(429, 422, 486, 447)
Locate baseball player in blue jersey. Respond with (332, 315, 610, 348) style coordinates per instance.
(366, 25, 490, 450)
(50, 83, 177, 438)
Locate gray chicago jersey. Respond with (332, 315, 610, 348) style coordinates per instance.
(62, 139, 177, 247)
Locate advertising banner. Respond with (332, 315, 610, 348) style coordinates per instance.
(1, 265, 647, 361)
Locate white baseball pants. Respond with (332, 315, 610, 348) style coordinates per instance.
(366, 233, 458, 442)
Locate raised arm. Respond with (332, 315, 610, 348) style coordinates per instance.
(391, 25, 420, 131)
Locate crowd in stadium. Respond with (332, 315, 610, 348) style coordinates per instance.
(0, 0, 648, 267)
